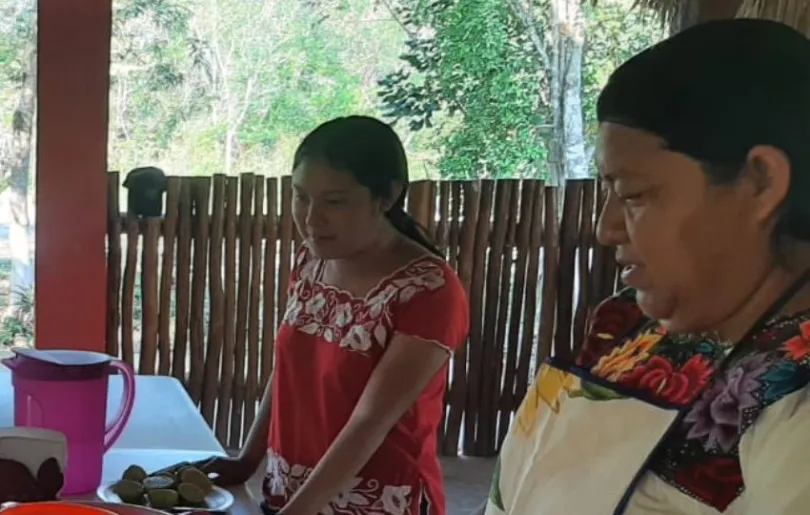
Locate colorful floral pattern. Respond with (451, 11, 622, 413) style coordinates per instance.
(581, 288, 810, 512)
(513, 365, 579, 437)
(577, 287, 646, 368)
(591, 329, 665, 381)
(619, 354, 714, 405)
(782, 319, 810, 360)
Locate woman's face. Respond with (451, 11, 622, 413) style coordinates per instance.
(292, 159, 386, 259)
(595, 123, 788, 334)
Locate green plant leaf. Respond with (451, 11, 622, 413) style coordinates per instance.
(577, 380, 626, 402)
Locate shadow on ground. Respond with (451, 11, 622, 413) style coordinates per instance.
(442, 457, 495, 514)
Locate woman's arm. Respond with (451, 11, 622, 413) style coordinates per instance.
(278, 336, 451, 515)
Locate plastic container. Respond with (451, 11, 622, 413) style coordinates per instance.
(2, 349, 136, 495)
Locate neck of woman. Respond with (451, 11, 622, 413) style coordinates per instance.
(711, 239, 810, 342)
(329, 222, 402, 279)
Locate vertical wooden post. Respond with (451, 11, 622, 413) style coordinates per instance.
(36, 0, 112, 352)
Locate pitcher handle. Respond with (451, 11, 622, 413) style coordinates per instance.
(103, 360, 136, 451)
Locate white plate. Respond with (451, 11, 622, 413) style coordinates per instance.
(97, 482, 234, 512)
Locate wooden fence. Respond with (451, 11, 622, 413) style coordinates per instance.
(105, 172, 620, 456)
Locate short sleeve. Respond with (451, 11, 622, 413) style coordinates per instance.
(739, 386, 810, 513)
(576, 287, 649, 367)
(288, 244, 316, 293)
(393, 261, 469, 354)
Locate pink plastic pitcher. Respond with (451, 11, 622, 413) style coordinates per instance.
(2, 349, 136, 495)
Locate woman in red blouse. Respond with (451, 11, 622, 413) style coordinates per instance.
(193, 115, 469, 515)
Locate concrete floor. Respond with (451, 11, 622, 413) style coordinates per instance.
(441, 457, 495, 514)
(246, 456, 495, 514)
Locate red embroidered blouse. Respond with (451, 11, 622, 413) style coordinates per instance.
(263, 245, 469, 515)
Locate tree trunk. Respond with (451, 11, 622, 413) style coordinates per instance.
(549, 0, 589, 185)
(7, 46, 36, 303)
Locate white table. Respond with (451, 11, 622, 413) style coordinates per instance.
(0, 373, 220, 451)
(0, 371, 263, 514)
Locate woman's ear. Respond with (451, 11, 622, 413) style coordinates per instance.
(744, 145, 792, 227)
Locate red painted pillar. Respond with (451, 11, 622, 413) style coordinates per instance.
(35, 0, 112, 353)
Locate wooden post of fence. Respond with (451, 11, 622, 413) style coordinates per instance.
(216, 176, 239, 442)
(442, 181, 468, 455)
(157, 179, 181, 375)
(244, 176, 266, 442)
(105, 174, 624, 457)
(467, 180, 494, 455)
(478, 180, 513, 454)
(498, 180, 536, 444)
(491, 180, 519, 451)
(572, 181, 597, 358)
(188, 177, 211, 401)
(171, 181, 193, 383)
(106, 173, 122, 358)
(139, 218, 160, 374)
(201, 175, 227, 425)
(553, 181, 584, 361)
(260, 178, 279, 390)
(120, 212, 139, 366)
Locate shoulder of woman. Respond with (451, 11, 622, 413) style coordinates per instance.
(291, 243, 318, 281)
(734, 315, 810, 432)
(396, 254, 465, 301)
(388, 255, 469, 350)
(386, 255, 468, 330)
(576, 288, 653, 367)
(294, 242, 311, 266)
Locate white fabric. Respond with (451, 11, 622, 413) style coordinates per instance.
(485, 361, 679, 515)
(486, 361, 810, 515)
(627, 387, 810, 514)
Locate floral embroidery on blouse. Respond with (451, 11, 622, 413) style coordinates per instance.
(264, 449, 415, 515)
(577, 287, 647, 368)
(590, 328, 666, 381)
(580, 289, 810, 512)
(283, 248, 447, 353)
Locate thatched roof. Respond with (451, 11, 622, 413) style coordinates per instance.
(737, 0, 810, 33)
(637, 0, 810, 34)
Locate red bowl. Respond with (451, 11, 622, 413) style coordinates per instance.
(1, 503, 117, 515)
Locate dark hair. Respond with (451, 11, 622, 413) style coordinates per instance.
(293, 115, 443, 257)
(597, 19, 810, 242)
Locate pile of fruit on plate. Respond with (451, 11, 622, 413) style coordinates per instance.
(109, 465, 213, 510)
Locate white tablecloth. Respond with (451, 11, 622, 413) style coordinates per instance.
(0, 370, 263, 514)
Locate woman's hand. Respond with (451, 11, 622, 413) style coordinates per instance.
(189, 456, 255, 487)
(155, 380, 272, 490)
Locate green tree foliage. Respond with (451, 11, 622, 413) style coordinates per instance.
(109, 0, 196, 167)
(580, 1, 665, 139)
(0, 0, 662, 184)
(378, 0, 663, 179)
(0, 0, 35, 181)
(109, 0, 416, 177)
(379, 0, 546, 179)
